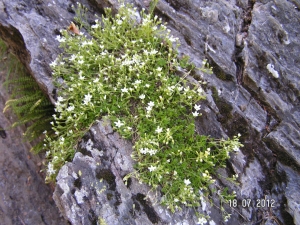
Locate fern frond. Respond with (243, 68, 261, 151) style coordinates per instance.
(2, 38, 55, 154)
(12, 112, 48, 127)
(23, 117, 53, 138)
(29, 98, 43, 112)
(30, 142, 45, 154)
(4, 93, 42, 111)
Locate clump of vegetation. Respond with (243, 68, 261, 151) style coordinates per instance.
(0, 38, 54, 153)
(46, 1, 243, 222)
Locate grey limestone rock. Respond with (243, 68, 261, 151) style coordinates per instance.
(54, 120, 221, 225)
(0, 0, 299, 224)
(0, 50, 67, 224)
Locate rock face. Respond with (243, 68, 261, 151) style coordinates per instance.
(0, 57, 67, 223)
(54, 120, 209, 225)
(0, 0, 299, 225)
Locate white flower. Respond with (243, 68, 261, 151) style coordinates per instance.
(233, 145, 240, 152)
(155, 126, 163, 134)
(45, 151, 50, 157)
(57, 96, 64, 102)
(150, 49, 158, 55)
(144, 49, 149, 55)
(140, 148, 148, 154)
(56, 35, 66, 43)
(145, 84, 150, 88)
(197, 87, 204, 94)
(156, 67, 162, 72)
(78, 59, 84, 64)
(121, 87, 128, 93)
(197, 217, 207, 225)
(47, 163, 56, 175)
(70, 54, 77, 61)
(50, 60, 57, 67)
(192, 111, 199, 117)
(139, 94, 145, 100)
(53, 156, 59, 162)
(83, 93, 92, 105)
(177, 86, 183, 91)
(194, 104, 201, 111)
(114, 120, 124, 128)
(148, 101, 155, 107)
(184, 179, 191, 186)
(148, 165, 157, 172)
(134, 80, 142, 85)
(116, 19, 123, 25)
(91, 23, 99, 29)
(168, 35, 177, 42)
(146, 106, 152, 112)
(67, 105, 75, 112)
(148, 149, 157, 155)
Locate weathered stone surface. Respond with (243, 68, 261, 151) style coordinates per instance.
(0, 0, 299, 225)
(54, 120, 228, 225)
(0, 62, 67, 224)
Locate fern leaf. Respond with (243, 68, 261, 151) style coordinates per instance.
(29, 98, 43, 112)
(2, 39, 55, 155)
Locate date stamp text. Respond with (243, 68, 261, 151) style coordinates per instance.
(229, 198, 276, 208)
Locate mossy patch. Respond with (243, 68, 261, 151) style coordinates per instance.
(74, 177, 82, 189)
(209, 59, 234, 81)
(88, 209, 97, 225)
(96, 168, 116, 190)
(106, 192, 113, 201)
(211, 86, 233, 122)
(264, 137, 300, 173)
